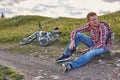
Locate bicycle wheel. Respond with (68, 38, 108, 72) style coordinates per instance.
(39, 38, 49, 46)
(19, 32, 37, 45)
(39, 32, 60, 46)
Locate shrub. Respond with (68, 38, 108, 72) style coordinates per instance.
(10, 73, 24, 80)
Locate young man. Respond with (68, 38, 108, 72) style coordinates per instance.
(56, 12, 113, 72)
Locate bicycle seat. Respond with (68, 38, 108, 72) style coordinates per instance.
(53, 27, 59, 30)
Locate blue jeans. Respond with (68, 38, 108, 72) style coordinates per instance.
(64, 32, 107, 69)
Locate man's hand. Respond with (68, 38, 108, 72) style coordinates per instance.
(69, 40, 75, 51)
(80, 49, 89, 54)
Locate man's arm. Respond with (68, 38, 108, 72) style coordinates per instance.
(69, 24, 90, 51)
(70, 24, 90, 41)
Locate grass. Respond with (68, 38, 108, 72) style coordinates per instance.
(0, 11, 120, 44)
(0, 65, 24, 80)
(0, 15, 53, 29)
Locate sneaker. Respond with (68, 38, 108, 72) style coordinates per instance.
(62, 63, 72, 73)
(56, 54, 71, 63)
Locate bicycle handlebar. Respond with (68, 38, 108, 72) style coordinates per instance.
(39, 22, 42, 30)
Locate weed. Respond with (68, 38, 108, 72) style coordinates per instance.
(10, 73, 24, 80)
(0, 65, 24, 80)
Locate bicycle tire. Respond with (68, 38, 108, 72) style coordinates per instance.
(19, 32, 37, 45)
(39, 32, 60, 46)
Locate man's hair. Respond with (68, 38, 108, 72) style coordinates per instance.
(87, 12, 97, 20)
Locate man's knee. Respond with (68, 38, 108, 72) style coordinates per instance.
(75, 32, 83, 38)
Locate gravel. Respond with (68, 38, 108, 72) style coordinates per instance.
(0, 50, 119, 80)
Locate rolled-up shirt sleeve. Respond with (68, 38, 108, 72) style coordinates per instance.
(70, 24, 90, 41)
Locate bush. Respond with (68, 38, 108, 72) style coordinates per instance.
(0, 69, 13, 75)
(10, 73, 24, 80)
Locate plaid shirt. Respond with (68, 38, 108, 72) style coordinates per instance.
(71, 23, 108, 50)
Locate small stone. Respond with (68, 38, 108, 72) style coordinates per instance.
(43, 73, 47, 76)
(116, 59, 120, 62)
(116, 63, 120, 67)
(32, 76, 44, 80)
(34, 52, 39, 54)
(106, 64, 112, 66)
(115, 59, 120, 67)
(39, 70, 43, 72)
(50, 75, 59, 80)
(44, 50, 47, 53)
(38, 70, 43, 74)
(61, 48, 64, 50)
(117, 73, 120, 77)
(98, 59, 105, 64)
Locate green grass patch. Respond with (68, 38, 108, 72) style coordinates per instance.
(0, 65, 24, 80)
(10, 73, 24, 80)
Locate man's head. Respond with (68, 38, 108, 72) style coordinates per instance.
(87, 12, 99, 27)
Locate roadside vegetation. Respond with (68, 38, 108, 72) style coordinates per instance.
(0, 65, 23, 80)
(0, 11, 120, 44)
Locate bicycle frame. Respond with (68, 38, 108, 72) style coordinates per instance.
(19, 22, 61, 46)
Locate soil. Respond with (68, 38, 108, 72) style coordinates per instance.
(0, 49, 120, 80)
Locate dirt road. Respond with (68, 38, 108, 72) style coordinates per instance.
(0, 50, 120, 80)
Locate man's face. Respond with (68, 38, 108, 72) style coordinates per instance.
(88, 15, 99, 27)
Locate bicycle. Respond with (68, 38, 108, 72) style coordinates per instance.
(19, 22, 61, 46)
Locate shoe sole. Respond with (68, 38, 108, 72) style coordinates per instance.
(56, 57, 71, 63)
